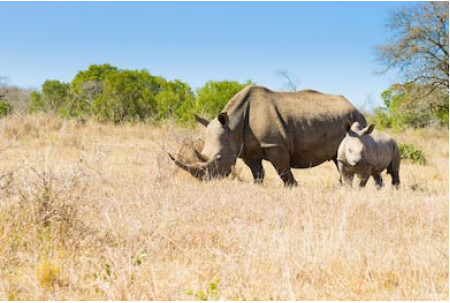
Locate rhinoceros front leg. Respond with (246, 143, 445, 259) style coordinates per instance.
(264, 147, 298, 187)
(332, 156, 343, 185)
(242, 158, 265, 184)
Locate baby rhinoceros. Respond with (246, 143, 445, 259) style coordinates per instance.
(337, 121, 400, 188)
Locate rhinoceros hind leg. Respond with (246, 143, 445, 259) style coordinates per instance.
(331, 156, 342, 185)
(279, 170, 297, 187)
(243, 158, 265, 184)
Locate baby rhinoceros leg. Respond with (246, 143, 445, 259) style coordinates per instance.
(358, 173, 370, 188)
(337, 161, 354, 187)
(387, 154, 401, 189)
(372, 173, 384, 188)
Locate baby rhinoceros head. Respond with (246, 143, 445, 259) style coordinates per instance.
(338, 121, 375, 167)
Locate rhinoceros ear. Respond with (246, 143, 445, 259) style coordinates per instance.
(194, 114, 210, 127)
(218, 112, 229, 127)
(343, 120, 352, 132)
(362, 124, 375, 136)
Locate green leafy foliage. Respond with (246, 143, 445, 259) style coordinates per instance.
(91, 69, 159, 122)
(28, 80, 71, 115)
(398, 143, 427, 165)
(71, 63, 118, 97)
(194, 80, 252, 120)
(69, 64, 119, 118)
(154, 79, 195, 123)
(0, 100, 13, 117)
(374, 83, 449, 129)
(28, 64, 252, 125)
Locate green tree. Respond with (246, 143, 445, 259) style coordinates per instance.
(0, 84, 13, 117)
(0, 100, 13, 117)
(28, 80, 70, 114)
(154, 79, 195, 123)
(194, 80, 252, 119)
(70, 63, 119, 117)
(375, 83, 448, 129)
(91, 69, 160, 122)
(71, 63, 118, 95)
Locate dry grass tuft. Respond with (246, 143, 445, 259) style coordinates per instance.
(0, 114, 448, 300)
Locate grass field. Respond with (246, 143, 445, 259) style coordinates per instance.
(0, 114, 448, 300)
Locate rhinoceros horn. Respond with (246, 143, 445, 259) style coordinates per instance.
(168, 153, 209, 180)
(194, 114, 210, 127)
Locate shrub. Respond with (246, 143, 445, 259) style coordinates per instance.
(375, 83, 449, 129)
(28, 80, 71, 115)
(24, 64, 253, 125)
(0, 100, 13, 117)
(76, 66, 195, 123)
(91, 70, 159, 122)
(398, 143, 427, 165)
(194, 80, 252, 120)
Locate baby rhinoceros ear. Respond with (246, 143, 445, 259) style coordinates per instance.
(361, 124, 375, 136)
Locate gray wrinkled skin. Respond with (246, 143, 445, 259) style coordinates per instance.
(337, 121, 401, 188)
(170, 85, 367, 186)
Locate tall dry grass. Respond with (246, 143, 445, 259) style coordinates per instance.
(0, 113, 448, 300)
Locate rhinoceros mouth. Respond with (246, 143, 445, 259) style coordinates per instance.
(168, 153, 231, 181)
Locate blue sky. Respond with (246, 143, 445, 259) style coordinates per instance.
(1, 1, 412, 109)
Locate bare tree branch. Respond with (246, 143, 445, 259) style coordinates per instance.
(376, 1, 449, 91)
(276, 69, 301, 92)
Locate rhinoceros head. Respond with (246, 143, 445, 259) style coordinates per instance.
(168, 112, 239, 180)
(339, 121, 375, 166)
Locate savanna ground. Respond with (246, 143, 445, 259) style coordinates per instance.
(0, 114, 448, 300)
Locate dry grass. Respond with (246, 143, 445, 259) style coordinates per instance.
(0, 113, 448, 300)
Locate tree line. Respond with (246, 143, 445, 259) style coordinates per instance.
(23, 64, 250, 125)
(1, 66, 250, 126)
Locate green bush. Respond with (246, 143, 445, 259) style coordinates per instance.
(25, 64, 255, 125)
(0, 100, 13, 117)
(75, 65, 196, 123)
(375, 83, 449, 129)
(28, 80, 71, 115)
(194, 80, 252, 120)
(154, 79, 195, 123)
(398, 143, 427, 165)
(91, 70, 159, 122)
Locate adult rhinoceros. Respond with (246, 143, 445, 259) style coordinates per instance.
(169, 85, 367, 186)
